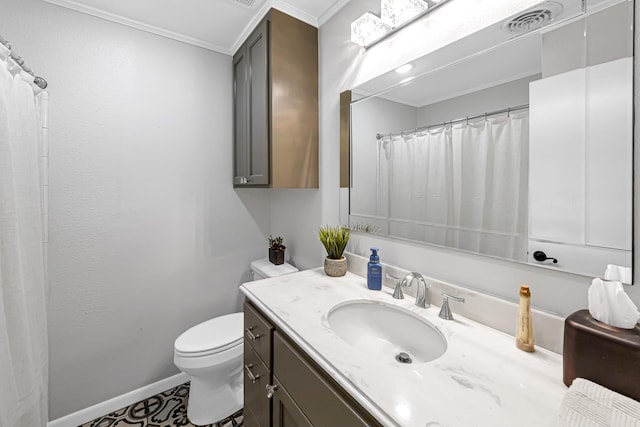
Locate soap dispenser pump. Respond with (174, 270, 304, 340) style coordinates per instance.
(367, 247, 382, 290)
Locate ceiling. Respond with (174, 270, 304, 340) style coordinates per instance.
(371, 34, 542, 108)
(42, 0, 350, 55)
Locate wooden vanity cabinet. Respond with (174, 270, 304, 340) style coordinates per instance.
(243, 301, 383, 427)
(232, 9, 319, 188)
(273, 332, 382, 427)
(244, 301, 274, 427)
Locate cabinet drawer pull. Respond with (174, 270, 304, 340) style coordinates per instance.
(245, 326, 261, 342)
(266, 384, 278, 398)
(244, 364, 261, 383)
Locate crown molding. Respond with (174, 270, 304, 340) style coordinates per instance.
(318, 0, 351, 26)
(230, 1, 273, 55)
(270, 0, 318, 26)
(43, 0, 349, 55)
(43, 0, 232, 54)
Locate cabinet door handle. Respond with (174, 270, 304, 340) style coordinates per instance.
(244, 364, 260, 383)
(245, 326, 261, 342)
(266, 384, 278, 398)
(235, 176, 254, 185)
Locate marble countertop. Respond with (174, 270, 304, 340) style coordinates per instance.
(240, 269, 567, 427)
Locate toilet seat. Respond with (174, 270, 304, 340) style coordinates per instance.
(174, 312, 243, 358)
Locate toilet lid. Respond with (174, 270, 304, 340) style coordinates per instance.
(251, 258, 298, 278)
(174, 312, 243, 357)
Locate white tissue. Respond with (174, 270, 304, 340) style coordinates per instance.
(588, 278, 639, 329)
(604, 264, 632, 285)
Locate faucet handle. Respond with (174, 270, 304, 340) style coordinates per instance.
(387, 273, 406, 299)
(439, 293, 465, 320)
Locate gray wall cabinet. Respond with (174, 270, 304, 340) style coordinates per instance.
(233, 10, 319, 188)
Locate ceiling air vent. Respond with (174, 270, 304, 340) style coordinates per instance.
(232, 0, 256, 6)
(503, 1, 564, 34)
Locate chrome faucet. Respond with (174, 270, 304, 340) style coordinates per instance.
(392, 272, 430, 308)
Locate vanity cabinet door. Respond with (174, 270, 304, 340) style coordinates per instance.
(273, 332, 382, 427)
(272, 377, 313, 427)
(233, 46, 249, 186)
(233, 20, 269, 187)
(245, 20, 269, 186)
(244, 342, 271, 427)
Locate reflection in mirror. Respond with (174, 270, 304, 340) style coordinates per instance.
(348, 0, 633, 278)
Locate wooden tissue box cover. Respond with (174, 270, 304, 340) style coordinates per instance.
(563, 309, 640, 401)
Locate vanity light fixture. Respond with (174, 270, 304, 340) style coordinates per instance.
(395, 63, 414, 73)
(382, 0, 428, 27)
(350, 0, 450, 48)
(350, 12, 392, 47)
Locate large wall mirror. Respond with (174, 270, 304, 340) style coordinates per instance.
(347, 0, 633, 278)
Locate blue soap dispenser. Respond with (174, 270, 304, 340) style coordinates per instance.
(367, 247, 382, 290)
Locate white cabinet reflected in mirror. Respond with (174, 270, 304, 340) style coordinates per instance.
(347, 0, 633, 278)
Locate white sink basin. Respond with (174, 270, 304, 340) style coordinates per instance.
(327, 300, 447, 364)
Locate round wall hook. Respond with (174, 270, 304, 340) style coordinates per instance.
(533, 251, 558, 264)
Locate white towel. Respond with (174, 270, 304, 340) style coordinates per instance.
(604, 264, 633, 285)
(557, 378, 640, 426)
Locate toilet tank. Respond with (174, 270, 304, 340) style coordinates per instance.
(250, 258, 298, 280)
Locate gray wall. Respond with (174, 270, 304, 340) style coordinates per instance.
(1, 0, 270, 419)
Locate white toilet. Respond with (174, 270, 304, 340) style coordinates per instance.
(249, 257, 298, 280)
(173, 258, 298, 425)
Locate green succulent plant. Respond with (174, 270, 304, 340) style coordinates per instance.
(318, 226, 350, 260)
(268, 235, 285, 250)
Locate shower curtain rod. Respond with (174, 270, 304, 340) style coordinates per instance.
(0, 34, 48, 89)
(376, 103, 529, 140)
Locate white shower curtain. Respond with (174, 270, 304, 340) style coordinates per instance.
(0, 43, 49, 426)
(379, 111, 529, 261)
(384, 128, 454, 245)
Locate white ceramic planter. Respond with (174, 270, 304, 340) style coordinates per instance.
(324, 256, 347, 277)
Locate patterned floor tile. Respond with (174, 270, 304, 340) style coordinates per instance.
(80, 383, 243, 427)
(147, 384, 191, 426)
(80, 405, 145, 427)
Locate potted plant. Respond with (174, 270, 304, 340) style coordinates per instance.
(318, 225, 351, 277)
(268, 235, 285, 265)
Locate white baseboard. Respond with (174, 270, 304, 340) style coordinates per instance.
(47, 372, 190, 427)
